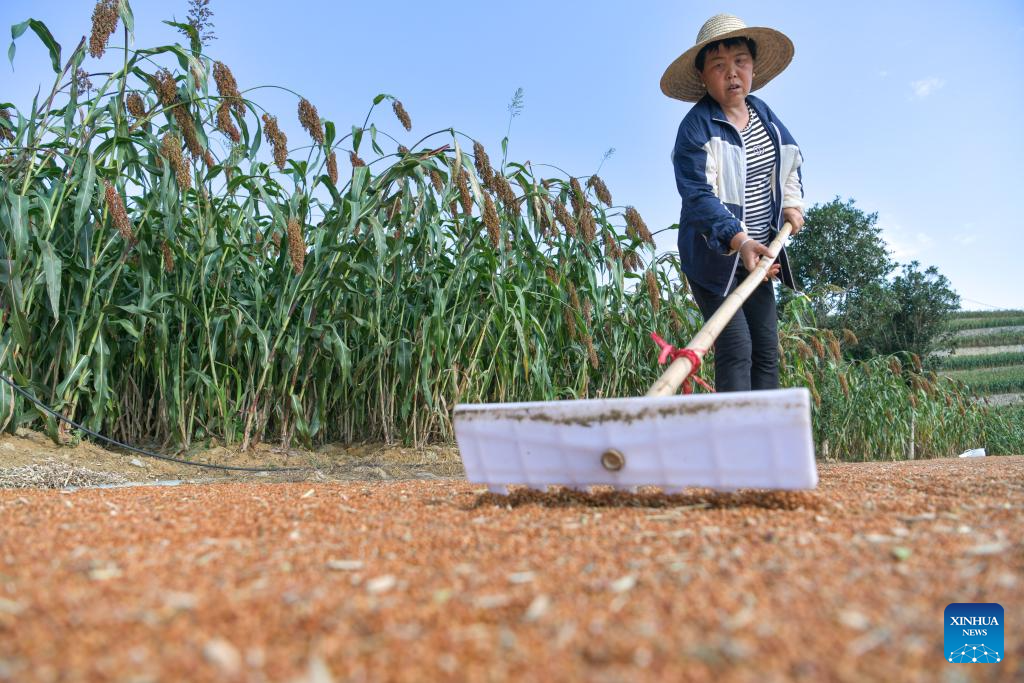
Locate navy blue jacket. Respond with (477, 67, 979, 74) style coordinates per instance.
(673, 94, 804, 294)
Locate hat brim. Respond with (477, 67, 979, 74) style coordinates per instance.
(660, 26, 794, 102)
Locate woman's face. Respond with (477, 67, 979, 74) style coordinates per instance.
(700, 42, 754, 108)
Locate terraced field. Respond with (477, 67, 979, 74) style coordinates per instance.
(937, 310, 1024, 414)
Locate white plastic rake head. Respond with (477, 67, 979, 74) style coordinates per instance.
(454, 223, 818, 495)
(454, 388, 817, 494)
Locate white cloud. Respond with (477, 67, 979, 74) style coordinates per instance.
(954, 230, 977, 246)
(910, 77, 945, 98)
(879, 214, 933, 261)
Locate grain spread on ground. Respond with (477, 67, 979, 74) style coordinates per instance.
(0, 441, 1020, 682)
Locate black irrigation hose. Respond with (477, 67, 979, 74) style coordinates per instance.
(0, 375, 311, 473)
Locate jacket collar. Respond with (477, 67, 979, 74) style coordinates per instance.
(700, 93, 771, 128)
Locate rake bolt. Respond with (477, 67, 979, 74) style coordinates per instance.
(601, 449, 625, 472)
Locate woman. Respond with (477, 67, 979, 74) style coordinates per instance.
(661, 13, 805, 392)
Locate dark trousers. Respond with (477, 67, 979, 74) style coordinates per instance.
(688, 275, 779, 392)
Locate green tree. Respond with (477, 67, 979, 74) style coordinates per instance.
(788, 197, 893, 320)
(786, 198, 960, 358)
(878, 261, 960, 356)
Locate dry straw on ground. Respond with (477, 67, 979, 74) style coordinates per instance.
(0, 459, 127, 489)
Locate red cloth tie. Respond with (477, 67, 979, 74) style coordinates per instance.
(650, 332, 714, 394)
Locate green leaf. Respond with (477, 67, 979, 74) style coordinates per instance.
(6, 190, 28, 255)
(162, 20, 201, 55)
(56, 356, 90, 397)
(118, 0, 135, 38)
(26, 90, 38, 148)
(64, 75, 77, 135)
(351, 166, 369, 197)
(78, 216, 93, 268)
(289, 393, 309, 429)
(37, 239, 61, 321)
(112, 319, 141, 340)
(91, 332, 110, 426)
(373, 94, 387, 105)
(368, 215, 386, 258)
(0, 370, 14, 433)
(7, 21, 26, 68)
(133, 43, 193, 64)
(5, 274, 30, 351)
(9, 19, 61, 72)
(370, 124, 383, 156)
(193, 116, 208, 151)
(73, 154, 96, 232)
(255, 184, 284, 228)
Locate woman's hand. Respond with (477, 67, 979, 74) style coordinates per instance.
(783, 207, 804, 235)
(731, 232, 780, 280)
(739, 239, 780, 280)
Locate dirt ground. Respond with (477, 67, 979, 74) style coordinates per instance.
(0, 432, 1021, 682)
(0, 428, 465, 488)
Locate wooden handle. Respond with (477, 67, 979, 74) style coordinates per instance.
(646, 223, 793, 397)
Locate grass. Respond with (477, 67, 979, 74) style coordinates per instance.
(955, 330, 1024, 348)
(772, 318, 1006, 459)
(946, 315, 1024, 332)
(949, 309, 1024, 319)
(0, 12, 692, 450)
(936, 351, 1024, 371)
(983, 403, 1024, 454)
(944, 366, 1024, 395)
(937, 311, 1024, 453)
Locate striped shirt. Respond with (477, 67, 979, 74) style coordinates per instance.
(741, 105, 776, 245)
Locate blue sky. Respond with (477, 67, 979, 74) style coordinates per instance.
(5, 0, 1023, 309)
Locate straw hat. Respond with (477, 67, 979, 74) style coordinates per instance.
(660, 14, 794, 102)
